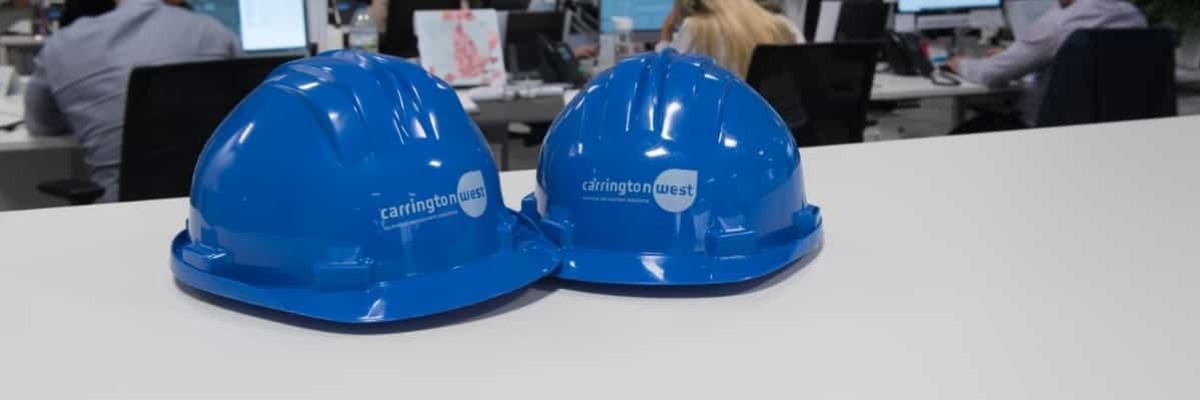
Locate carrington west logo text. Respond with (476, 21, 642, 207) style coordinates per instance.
(580, 169, 698, 213)
(379, 171, 488, 230)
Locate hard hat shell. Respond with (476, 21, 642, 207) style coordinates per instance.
(522, 50, 823, 285)
(170, 50, 559, 323)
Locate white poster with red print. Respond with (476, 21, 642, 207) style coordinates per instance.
(414, 9, 506, 87)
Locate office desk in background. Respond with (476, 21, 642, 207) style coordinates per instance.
(872, 72, 1021, 126)
(1177, 67, 1200, 86)
(0, 35, 45, 70)
(469, 94, 566, 171)
(2, 116, 1198, 398)
(0, 127, 78, 211)
(873, 68, 1200, 125)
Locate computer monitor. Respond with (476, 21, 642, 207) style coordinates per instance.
(599, 0, 672, 33)
(488, 0, 535, 10)
(836, 1, 889, 41)
(381, 0, 460, 58)
(193, 0, 309, 53)
(505, 11, 566, 73)
(897, 0, 1001, 13)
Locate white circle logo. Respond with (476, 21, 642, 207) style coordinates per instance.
(456, 170, 488, 218)
(652, 169, 698, 213)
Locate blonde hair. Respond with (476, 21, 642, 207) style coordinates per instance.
(675, 0, 795, 78)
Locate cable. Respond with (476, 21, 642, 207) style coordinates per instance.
(929, 70, 961, 87)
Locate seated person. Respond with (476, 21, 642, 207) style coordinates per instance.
(25, 0, 241, 203)
(947, 0, 1146, 132)
(657, 0, 802, 78)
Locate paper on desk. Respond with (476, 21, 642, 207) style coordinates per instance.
(894, 13, 916, 33)
(0, 96, 23, 128)
(414, 9, 506, 87)
(456, 91, 480, 114)
(8, 19, 31, 35)
(814, 1, 841, 43)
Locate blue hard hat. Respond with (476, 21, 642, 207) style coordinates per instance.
(521, 50, 823, 285)
(170, 50, 559, 323)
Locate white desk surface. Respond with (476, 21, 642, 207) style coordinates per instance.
(3, 116, 1200, 398)
(1178, 67, 1200, 85)
(0, 34, 45, 46)
(0, 96, 75, 152)
(0, 127, 76, 152)
(557, 72, 1005, 104)
(871, 71, 1011, 101)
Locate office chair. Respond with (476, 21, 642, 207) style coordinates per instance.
(1037, 29, 1177, 127)
(38, 56, 299, 205)
(746, 42, 882, 147)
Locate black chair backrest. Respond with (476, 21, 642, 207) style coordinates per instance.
(1037, 29, 1177, 127)
(746, 42, 881, 147)
(119, 56, 299, 201)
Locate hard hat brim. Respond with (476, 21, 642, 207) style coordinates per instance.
(552, 226, 823, 286)
(169, 212, 560, 323)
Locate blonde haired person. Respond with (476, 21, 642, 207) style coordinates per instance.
(656, 0, 803, 78)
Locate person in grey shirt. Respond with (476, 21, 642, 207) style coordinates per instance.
(947, 0, 1146, 129)
(25, 0, 240, 203)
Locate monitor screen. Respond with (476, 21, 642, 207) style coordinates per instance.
(897, 0, 1001, 13)
(599, 0, 673, 33)
(193, 0, 308, 52)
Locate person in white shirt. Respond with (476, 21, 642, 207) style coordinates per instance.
(657, 0, 803, 78)
(947, 0, 1146, 131)
(25, 0, 240, 202)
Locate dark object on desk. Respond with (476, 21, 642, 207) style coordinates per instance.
(884, 31, 961, 86)
(1037, 29, 1177, 127)
(62, 0, 115, 28)
(505, 11, 566, 74)
(537, 36, 586, 85)
(747, 42, 882, 147)
(36, 180, 105, 205)
(884, 32, 933, 76)
(37, 56, 299, 205)
(381, 0, 462, 58)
